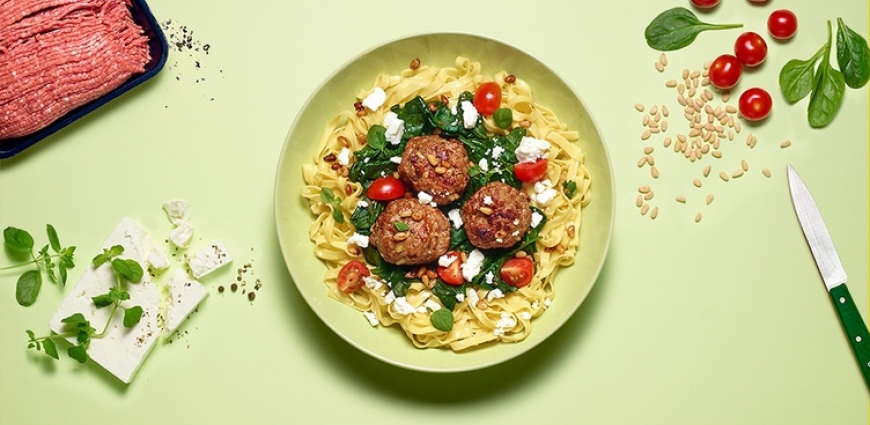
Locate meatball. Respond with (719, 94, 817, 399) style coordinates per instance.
(397, 134, 470, 205)
(369, 198, 451, 265)
(460, 182, 532, 250)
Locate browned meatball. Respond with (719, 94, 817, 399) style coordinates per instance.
(397, 134, 470, 205)
(369, 198, 451, 265)
(460, 182, 532, 250)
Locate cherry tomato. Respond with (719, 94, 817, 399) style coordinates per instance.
(738, 87, 773, 121)
(437, 251, 464, 285)
(768, 9, 798, 40)
(734, 32, 768, 67)
(708, 54, 743, 90)
(473, 82, 502, 115)
(337, 260, 370, 293)
(514, 158, 548, 182)
(500, 257, 534, 288)
(691, 0, 720, 8)
(366, 176, 405, 201)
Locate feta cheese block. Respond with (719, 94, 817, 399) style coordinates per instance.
(187, 241, 232, 278)
(161, 268, 208, 337)
(49, 217, 162, 384)
(162, 199, 191, 225)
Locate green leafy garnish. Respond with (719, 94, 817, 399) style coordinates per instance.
(394, 222, 410, 232)
(808, 22, 845, 128)
(562, 180, 578, 199)
(2, 225, 76, 306)
(644, 7, 742, 51)
(836, 18, 870, 89)
(430, 309, 454, 332)
(493, 107, 513, 129)
(320, 187, 345, 224)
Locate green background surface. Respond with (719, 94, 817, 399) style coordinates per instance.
(1, 1, 868, 424)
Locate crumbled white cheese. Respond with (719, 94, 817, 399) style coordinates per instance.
(187, 241, 232, 279)
(461, 100, 479, 129)
(162, 268, 208, 338)
(356, 200, 369, 209)
(363, 311, 379, 326)
(531, 212, 544, 228)
(417, 191, 434, 205)
(486, 288, 505, 302)
(169, 220, 194, 248)
(447, 209, 463, 229)
(384, 290, 396, 305)
(393, 297, 417, 315)
(534, 188, 558, 206)
(478, 158, 489, 172)
(492, 145, 505, 158)
(438, 253, 458, 268)
(49, 217, 162, 384)
(494, 312, 518, 336)
(347, 232, 370, 248)
(483, 196, 493, 205)
(361, 87, 386, 111)
(383, 111, 405, 145)
(162, 199, 191, 226)
(544, 298, 552, 308)
(337, 147, 351, 166)
(363, 275, 384, 291)
(466, 288, 480, 308)
(515, 136, 551, 163)
(484, 271, 495, 285)
(147, 244, 171, 272)
(460, 249, 485, 282)
(389, 156, 402, 164)
(455, 293, 466, 303)
(520, 311, 532, 321)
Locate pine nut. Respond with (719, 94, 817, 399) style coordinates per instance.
(650, 105, 659, 116)
(719, 171, 730, 182)
(762, 168, 771, 178)
(644, 191, 655, 201)
(693, 178, 702, 188)
(780, 140, 791, 148)
(638, 185, 651, 193)
(650, 207, 659, 219)
(479, 206, 494, 215)
(399, 209, 413, 218)
(660, 53, 668, 66)
(644, 146, 655, 155)
(641, 130, 651, 140)
(637, 156, 649, 167)
(666, 79, 678, 88)
(410, 58, 421, 70)
(703, 165, 711, 177)
(636, 194, 644, 208)
(426, 154, 440, 166)
(732, 169, 744, 178)
(741, 160, 749, 172)
(706, 194, 714, 205)
(650, 166, 660, 178)
(695, 212, 702, 223)
(655, 61, 665, 72)
(635, 103, 645, 112)
(663, 137, 672, 148)
(676, 195, 686, 203)
(393, 232, 409, 241)
(640, 204, 650, 215)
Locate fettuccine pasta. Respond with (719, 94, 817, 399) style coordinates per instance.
(301, 57, 591, 351)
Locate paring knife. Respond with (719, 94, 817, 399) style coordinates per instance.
(787, 164, 870, 389)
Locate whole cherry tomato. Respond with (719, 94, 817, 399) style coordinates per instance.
(437, 251, 464, 285)
(500, 257, 534, 288)
(337, 260, 370, 293)
(708, 54, 743, 90)
(691, 0, 720, 8)
(768, 9, 798, 40)
(734, 32, 768, 67)
(366, 176, 405, 201)
(738, 87, 773, 121)
(513, 158, 548, 182)
(473, 82, 502, 115)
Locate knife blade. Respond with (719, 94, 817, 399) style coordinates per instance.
(787, 164, 870, 390)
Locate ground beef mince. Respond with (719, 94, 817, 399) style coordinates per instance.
(0, 0, 151, 140)
(369, 198, 451, 265)
(397, 135, 470, 205)
(460, 181, 533, 250)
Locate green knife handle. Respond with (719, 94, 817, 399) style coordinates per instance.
(829, 284, 870, 390)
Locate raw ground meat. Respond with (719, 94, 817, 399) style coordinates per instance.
(0, 0, 151, 140)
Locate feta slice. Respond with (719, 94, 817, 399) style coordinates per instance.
(534, 188, 558, 206)
(389, 156, 402, 164)
(161, 268, 208, 338)
(383, 111, 405, 145)
(162, 199, 191, 226)
(169, 220, 194, 248)
(347, 232, 369, 248)
(531, 211, 544, 228)
(460, 249, 485, 282)
(438, 253, 458, 268)
(361, 87, 386, 111)
(519, 311, 532, 321)
(461, 100, 479, 129)
(417, 191, 434, 205)
(447, 209, 463, 229)
(363, 311, 379, 326)
(49, 217, 161, 384)
(515, 136, 551, 163)
(393, 297, 417, 315)
(478, 158, 489, 172)
(187, 241, 232, 279)
(384, 290, 397, 305)
(455, 293, 466, 303)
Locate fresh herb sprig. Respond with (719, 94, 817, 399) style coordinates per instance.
(320, 187, 346, 224)
(2, 225, 76, 306)
(26, 245, 144, 364)
(780, 18, 870, 128)
(644, 7, 743, 51)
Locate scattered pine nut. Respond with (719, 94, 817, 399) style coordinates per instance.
(676, 195, 687, 203)
(636, 194, 644, 208)
(663, 137, 672, 148)
(722, 91, 731, 102)
(719, 171, 730, 182)
(741, 160, 749, 172)
(661, 120, 669, 132)
(706, 194, 714, 205)
(641, 129, 651, 140)
(732, 169, 744, 178)
(655, 61, 665, 72)
(638, 185, 651, 194)
(650, 105, 659, 116)
(703, 165, 711, 177)
(637, 156, 649, 167)
(651, 166, 660, 179)
(762, 168, 771, 178)
(640, 203, 650, 215)
(711, 150, 722, 158)
(647, 155, 656, 166)
(644, 191, 655, 201)
(695, 212, 702, 223)
(666, 79, 678, 88)
(660, 53, 668, 66)
(650, 207, 659, 219)
(662, 105, 670, 117)
(780, 140, 791, 148)
(693, 178, 702, 188)
(643, 146, 655, 155)
(635, 103, 645, 112)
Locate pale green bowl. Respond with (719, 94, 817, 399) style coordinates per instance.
(274, 32, 614, 372)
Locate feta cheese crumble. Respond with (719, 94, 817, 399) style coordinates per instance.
(361, 87, 387, 111)
(347, 232, 370, 248)
(515, 136, 551, 163)
(393, 297, 417, 315)
(438, 253, 458, 267)
(389, 156, 402, 164)
(486, 288, 505, 302)
(383, 111, 405, 145)
(461, 100, 479, 129)
(531, 211, 544, 228)
(532, 179, 558, 206)
(447, 208, 464, 229)
(460, 249, 485, 282)
(363, 275, 384, 291)
(493, 312, 518, 336)
(417, 191, 434, 205)
(162, 199, 191, 226)
(187, 241, 233, 279)
(337, 147, 351, 166)
(466, 288, 480, 308)
(363, 311, 379, 326)
(169, 220, 194, 248)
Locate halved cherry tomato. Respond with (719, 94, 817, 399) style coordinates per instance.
(738, 87, 773, 121)
(708, 54, 743, 90)
(500, 257, 534, 288)
(514, 158, 548, 182)
(337, 260, 370, 293)
(691, 0, 720, 9)
(366, 176, 405, 201)
(437, 251, 464, 285)
(734, 32, 767, 67)
(473, 82, 502, 115)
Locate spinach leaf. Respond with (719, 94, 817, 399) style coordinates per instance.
(349, 199, 384, 235)
(779, 46, 824, 103)
(363, 246, 409, 297)
(809, 22, 846, 128)
(431, 280, 462, 311)
(836, 18, 870, 89)
(645, 7, 742, 51)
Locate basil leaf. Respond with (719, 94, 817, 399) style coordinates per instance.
(394, 222, 410, 232)
(779, 50, 822, 103)
(112, 258, 144, 283)
(809, 23, 846, 128)
(493, 108, 513, 129)
(67, 346, 88, 364)
(15, 269, 41, 306)
(46, 224, 61, 253)
(430, 309, 454, 332)
(61, 312, 87, 325)
(123, 306, 144, 328)
(644, 7, 742, 51)
(320, 187, 337, 204)
(91, 292, 116, 308)
(562, 180, 578, 199)
(42, 338, 59, 360)
(366, 125, 387, 151)
(836, 18, 870, 89)
(4, 227, 34, 253)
